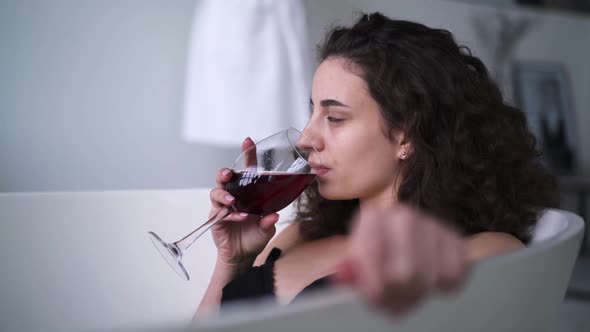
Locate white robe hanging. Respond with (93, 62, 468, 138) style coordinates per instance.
(182, 0, 311, 146)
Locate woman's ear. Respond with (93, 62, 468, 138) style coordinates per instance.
(396, 133, 412, 160)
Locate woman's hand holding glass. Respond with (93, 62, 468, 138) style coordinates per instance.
(148, 127, 318, 281)
(208, 138, 280, 271)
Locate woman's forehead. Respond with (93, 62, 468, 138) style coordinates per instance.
(312, 58, 370, 102)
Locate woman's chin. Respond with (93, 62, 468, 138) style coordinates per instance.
(318, 185, 355, 201)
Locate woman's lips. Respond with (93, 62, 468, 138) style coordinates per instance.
(313, 167, 330, 176)
(309, 162, 330, 176)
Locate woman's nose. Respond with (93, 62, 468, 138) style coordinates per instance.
(297, 123, 323, 154)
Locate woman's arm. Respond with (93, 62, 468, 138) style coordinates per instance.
(332, 207, 527, 317)
(193, 258, 254, 319)
(194, 222, 302, 319)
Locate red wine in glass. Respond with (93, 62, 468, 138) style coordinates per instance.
(225, 171, 316, 215)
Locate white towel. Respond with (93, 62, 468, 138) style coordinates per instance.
(182, 0, 311, 146)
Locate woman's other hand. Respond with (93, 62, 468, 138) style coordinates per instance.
(333, 206, 470, 317)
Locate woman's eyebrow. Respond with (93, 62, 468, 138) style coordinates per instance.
(309, 98, 350, 108)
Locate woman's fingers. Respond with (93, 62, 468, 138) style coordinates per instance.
(216, 168, 233, 187)
(207, 187, 244, 219)
(241, 137, 255, 152)
(209, 187, 235, 207)
(209, 186, 280, 225)
(258, 213, 280, 230)
(240, 137, 258, 168)
(215, 136, 255, 187)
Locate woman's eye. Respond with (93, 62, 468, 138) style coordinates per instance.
(327, 116, 344, 123)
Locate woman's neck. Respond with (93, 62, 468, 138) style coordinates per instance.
(359, 190, 399, 212)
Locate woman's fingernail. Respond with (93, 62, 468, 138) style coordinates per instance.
(239, 212, 248, 217)
(222, 169, 231, 176)
(225, 195, 235, 202)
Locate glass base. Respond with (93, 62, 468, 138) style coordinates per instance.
(148, 231, 190, 281)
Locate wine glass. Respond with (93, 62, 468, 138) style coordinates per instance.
(147, 127, 320, 280)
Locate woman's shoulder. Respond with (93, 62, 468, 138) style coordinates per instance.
(253, 221, 304, 266)
(465, 231, 525, 262)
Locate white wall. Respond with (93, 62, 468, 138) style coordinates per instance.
(0, 0, 239, 192)
(1, 0, 588, 193)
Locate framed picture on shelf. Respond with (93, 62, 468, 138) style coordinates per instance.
(512, 61, 577, 174)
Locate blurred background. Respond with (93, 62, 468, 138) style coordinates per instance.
(0, 0, 589, 330)
(1, 0, 589, 191)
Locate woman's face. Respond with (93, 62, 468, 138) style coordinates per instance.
(299, 57, 407, 205)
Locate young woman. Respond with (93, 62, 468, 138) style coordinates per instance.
(195, 12, 557, 318)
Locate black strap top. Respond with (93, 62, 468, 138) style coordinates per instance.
(221, 247, 331, 306)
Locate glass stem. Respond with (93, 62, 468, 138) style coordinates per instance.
(174, 207, 232, 253)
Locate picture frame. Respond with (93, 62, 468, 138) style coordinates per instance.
(512, 61, 577, 174)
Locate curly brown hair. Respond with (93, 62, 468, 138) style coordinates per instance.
(294, 12, 558, 244)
